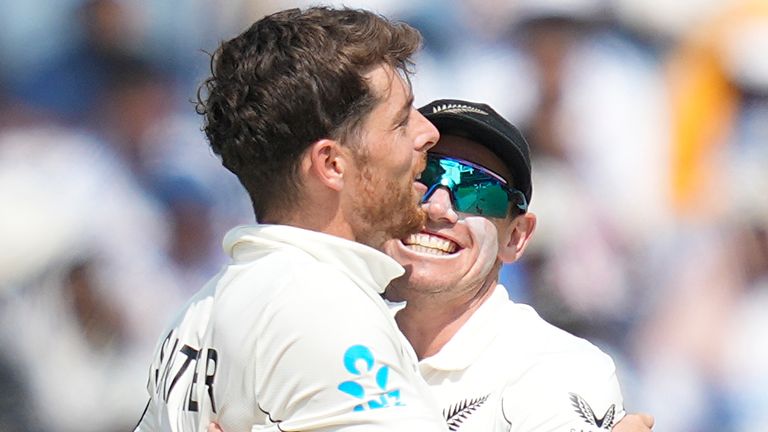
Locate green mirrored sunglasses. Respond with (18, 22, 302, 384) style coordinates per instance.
(420, 153, 528, 218)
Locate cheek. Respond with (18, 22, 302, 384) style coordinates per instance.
(383, 135, 415, 173)
(464, 217, 502, 270)
(369, 138, 412, 175)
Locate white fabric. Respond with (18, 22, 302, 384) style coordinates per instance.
(136, 224, 447, 432)
(417, 285, 625, 431)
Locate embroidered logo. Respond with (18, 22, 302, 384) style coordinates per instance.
(431, 103, 489, 116)
(443, 394, 490, 431)
(569, 393, 616, 430)
(337, 345, 403, 411)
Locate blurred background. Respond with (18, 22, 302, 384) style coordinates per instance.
(0, 0, 766, 430)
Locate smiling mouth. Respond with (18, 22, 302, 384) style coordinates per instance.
(402, 232, 459, 256)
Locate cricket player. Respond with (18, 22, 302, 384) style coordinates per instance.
(135, 7, 449, 432)
(381, 99, 654, 431)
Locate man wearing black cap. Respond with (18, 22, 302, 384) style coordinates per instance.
(382, 99, 654, 431)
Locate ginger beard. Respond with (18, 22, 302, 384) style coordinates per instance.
(352, 154, 427, 248)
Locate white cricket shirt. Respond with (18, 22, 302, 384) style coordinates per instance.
(136, 224, 447, 432)
(417, 285, 625, 432)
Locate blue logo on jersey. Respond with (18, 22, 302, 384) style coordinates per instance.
(337, 344, 403, 411)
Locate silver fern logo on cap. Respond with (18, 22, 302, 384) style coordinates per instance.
(432, 103, 489, 116)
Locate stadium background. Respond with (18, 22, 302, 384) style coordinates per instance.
(0, 0, 766, 430)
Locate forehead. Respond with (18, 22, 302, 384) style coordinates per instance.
(366, 64, 411, 109)
(431, 134, 512, 183)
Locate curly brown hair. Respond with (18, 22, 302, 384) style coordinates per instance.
(196, 7, 422, 221)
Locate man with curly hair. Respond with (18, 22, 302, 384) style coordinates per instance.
(135, 7, 446, 432)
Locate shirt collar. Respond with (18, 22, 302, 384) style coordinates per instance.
(419, 284, 509, 371)
(222, 224, 405, 294)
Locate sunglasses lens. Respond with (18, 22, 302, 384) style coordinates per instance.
(421, 155, 516, 217)
(454, 183, 510, 217)
(420, 157, 445, 188)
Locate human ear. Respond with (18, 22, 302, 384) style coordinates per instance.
(305, 139, 349, 191)
(498, 212, 537, 263)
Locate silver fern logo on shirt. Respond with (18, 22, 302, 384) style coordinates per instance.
(443, 394, 490, 431)
(569, 393, 616, 430)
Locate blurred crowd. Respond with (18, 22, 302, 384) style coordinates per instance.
(0, 0, 766, 431)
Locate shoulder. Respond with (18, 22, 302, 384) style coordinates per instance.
(212, 247, 397, 349)
(499, 301, 613, 367)
(219, 247, 367, 306)
(494, 302, 625, 430)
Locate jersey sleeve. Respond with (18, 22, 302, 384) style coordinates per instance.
(133, 289, 219, 432)
(133, 331, 172, 431)
(502, 349, 625, 432)
(214, 265, 447, 432)
(134, 399, 157, 432)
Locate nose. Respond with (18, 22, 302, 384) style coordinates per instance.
(422, 187, 458, 224)
(412, 109, 439, 153)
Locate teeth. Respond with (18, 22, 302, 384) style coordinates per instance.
(406, 244, 450, 256)
(403, 233, 458, 254)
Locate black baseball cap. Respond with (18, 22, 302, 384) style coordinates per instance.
(419, 99, 533, 205)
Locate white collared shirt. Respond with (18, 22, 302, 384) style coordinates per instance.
(418, 285, 625, 432)
(136, 224, 446, 432)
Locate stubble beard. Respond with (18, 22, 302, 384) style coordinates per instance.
(353, 164, 426, 249)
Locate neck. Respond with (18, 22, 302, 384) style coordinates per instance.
(262, 192, 392, 250)
(278, 212, 354, 241)
(262, 194, 359, 243)
(392, 274, 498, 360)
